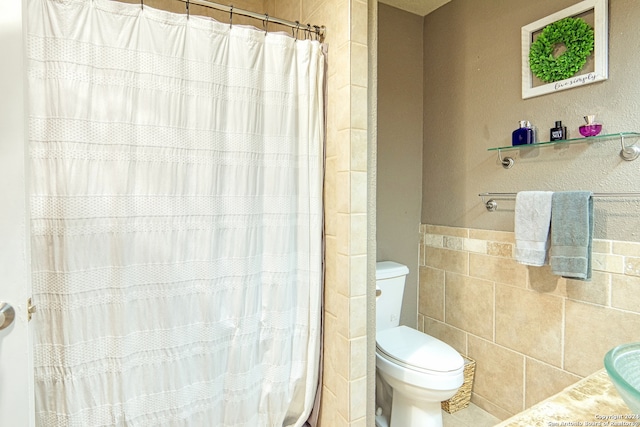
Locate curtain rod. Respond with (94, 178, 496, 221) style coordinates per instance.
(173, 0, 326, 39)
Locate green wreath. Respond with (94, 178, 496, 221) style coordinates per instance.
(529, 17, 595, 83)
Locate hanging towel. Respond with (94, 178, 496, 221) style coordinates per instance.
(514, 191, 554, 266)
(550, 191, 594, 280)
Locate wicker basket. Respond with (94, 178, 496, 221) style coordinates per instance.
(441, 356, 476, 414)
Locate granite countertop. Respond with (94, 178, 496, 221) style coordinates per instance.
(495, 369, 639, 427)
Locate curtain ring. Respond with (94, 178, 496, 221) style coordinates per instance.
(306, 23, 311, 40)
(229, 5, 233, 28)
(186, 0, 190, 19)
(292, 21, 300, 41)
(314, 25, 320, 41)
(140, 0, 143, 10)
(263, 14, 269, 35)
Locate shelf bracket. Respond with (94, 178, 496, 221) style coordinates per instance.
(497, 149, 514, 169)
(619, 133, 640, 161)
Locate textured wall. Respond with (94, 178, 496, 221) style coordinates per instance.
(422, 0, 640, 242)
(418, 224, 640, 420)
(377, 4, 423, 328)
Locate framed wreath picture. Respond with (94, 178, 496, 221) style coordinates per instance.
(522, 0, 608, 99)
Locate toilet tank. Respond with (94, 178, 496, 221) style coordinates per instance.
(376, 261, 409, 332)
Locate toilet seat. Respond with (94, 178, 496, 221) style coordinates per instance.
(376, 326, 463, 375)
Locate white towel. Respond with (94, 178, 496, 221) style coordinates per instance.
(515, 191, 554, 266)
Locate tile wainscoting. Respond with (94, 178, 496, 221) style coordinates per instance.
(417, 224, 640, 421)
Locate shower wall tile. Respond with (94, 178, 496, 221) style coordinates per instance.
(351, 172, 367, 214)
(419, 224, 640, 420)
(350, 129, 368, 172)
(350, 43, 368, 88)
(349, 254, 367, 297)
(336, 129, 351, 171)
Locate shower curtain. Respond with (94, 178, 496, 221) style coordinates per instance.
(26, 0, 324, 425)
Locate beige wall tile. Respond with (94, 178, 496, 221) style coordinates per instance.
(418, 266, 445, 321)
(592, 239, 611, 254)
(423, 233, 444, 248)
(350, 129, 367, 172)
(349, 376, 368, 420)
(444, 236, 464, 250)
(469, 228, 515, 244)
(495, 285, 563, 367)
(591, 252, 625, 274)
(350, 84, 367, 130)
(318, 386, 337, 427)
(612, 240, 640, 256)
(611, 273, 640, 314)
(487, 241, 513, 258)
(350, 42, 368, 88)
(351, 172, 367, 214)
(423, 317, 467, 356)
(464, 237, 487, 254)
(468, 335, 525, 416)
(445, 273, 494, 340)
(565, 300, 640, 376)
(349, 295, 367, 338)
(350, 336, 367, 379)
(565, 271, 610, 306)
(469, 253, 528, 287)
(426, 224, 468, 237)
(528, 265, 563, 294)
(272, 0, 300, 20)
(525, 359, 581, 408)
(625, 256, 640, 277)
(470, 394, 511, 422)
(425, 246, 468, 274)
(349, 254, 367, 297)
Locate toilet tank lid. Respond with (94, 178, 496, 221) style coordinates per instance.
(376, 261, 409, 280)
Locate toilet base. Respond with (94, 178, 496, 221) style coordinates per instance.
(390, 392, 443, 427)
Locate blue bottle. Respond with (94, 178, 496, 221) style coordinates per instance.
(512, 120, 534, 146)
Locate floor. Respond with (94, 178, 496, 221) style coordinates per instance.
(442, 403, 502, 427)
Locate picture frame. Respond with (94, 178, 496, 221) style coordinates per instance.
(521, 0, 608, 99)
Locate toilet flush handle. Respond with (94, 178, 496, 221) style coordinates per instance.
(376, 289, 382, 299)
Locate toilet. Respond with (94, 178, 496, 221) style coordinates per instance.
(375, 261, 464, 427)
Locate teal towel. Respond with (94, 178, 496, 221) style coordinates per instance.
(550, 191, 594, 280)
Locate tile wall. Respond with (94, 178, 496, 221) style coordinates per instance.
(418, 224, 640, 420)
(266, 1, 371, 425)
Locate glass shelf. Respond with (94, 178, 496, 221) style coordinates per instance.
(487, 132, 640, 152)
(488, 132, 640, 168)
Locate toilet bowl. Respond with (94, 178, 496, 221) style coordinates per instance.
(375, 261, 464, 427)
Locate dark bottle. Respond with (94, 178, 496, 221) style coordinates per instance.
(512, 120, 534, 146)
(550, 121, 567, 141)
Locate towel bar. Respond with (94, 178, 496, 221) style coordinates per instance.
(478, 192, 640, 211)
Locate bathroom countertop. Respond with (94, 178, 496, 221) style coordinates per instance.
(494, 369, 638, 427)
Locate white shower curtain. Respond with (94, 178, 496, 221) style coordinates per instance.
(26, 0, 324, 425)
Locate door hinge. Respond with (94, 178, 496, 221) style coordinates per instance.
(27, 297, 36, 321)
